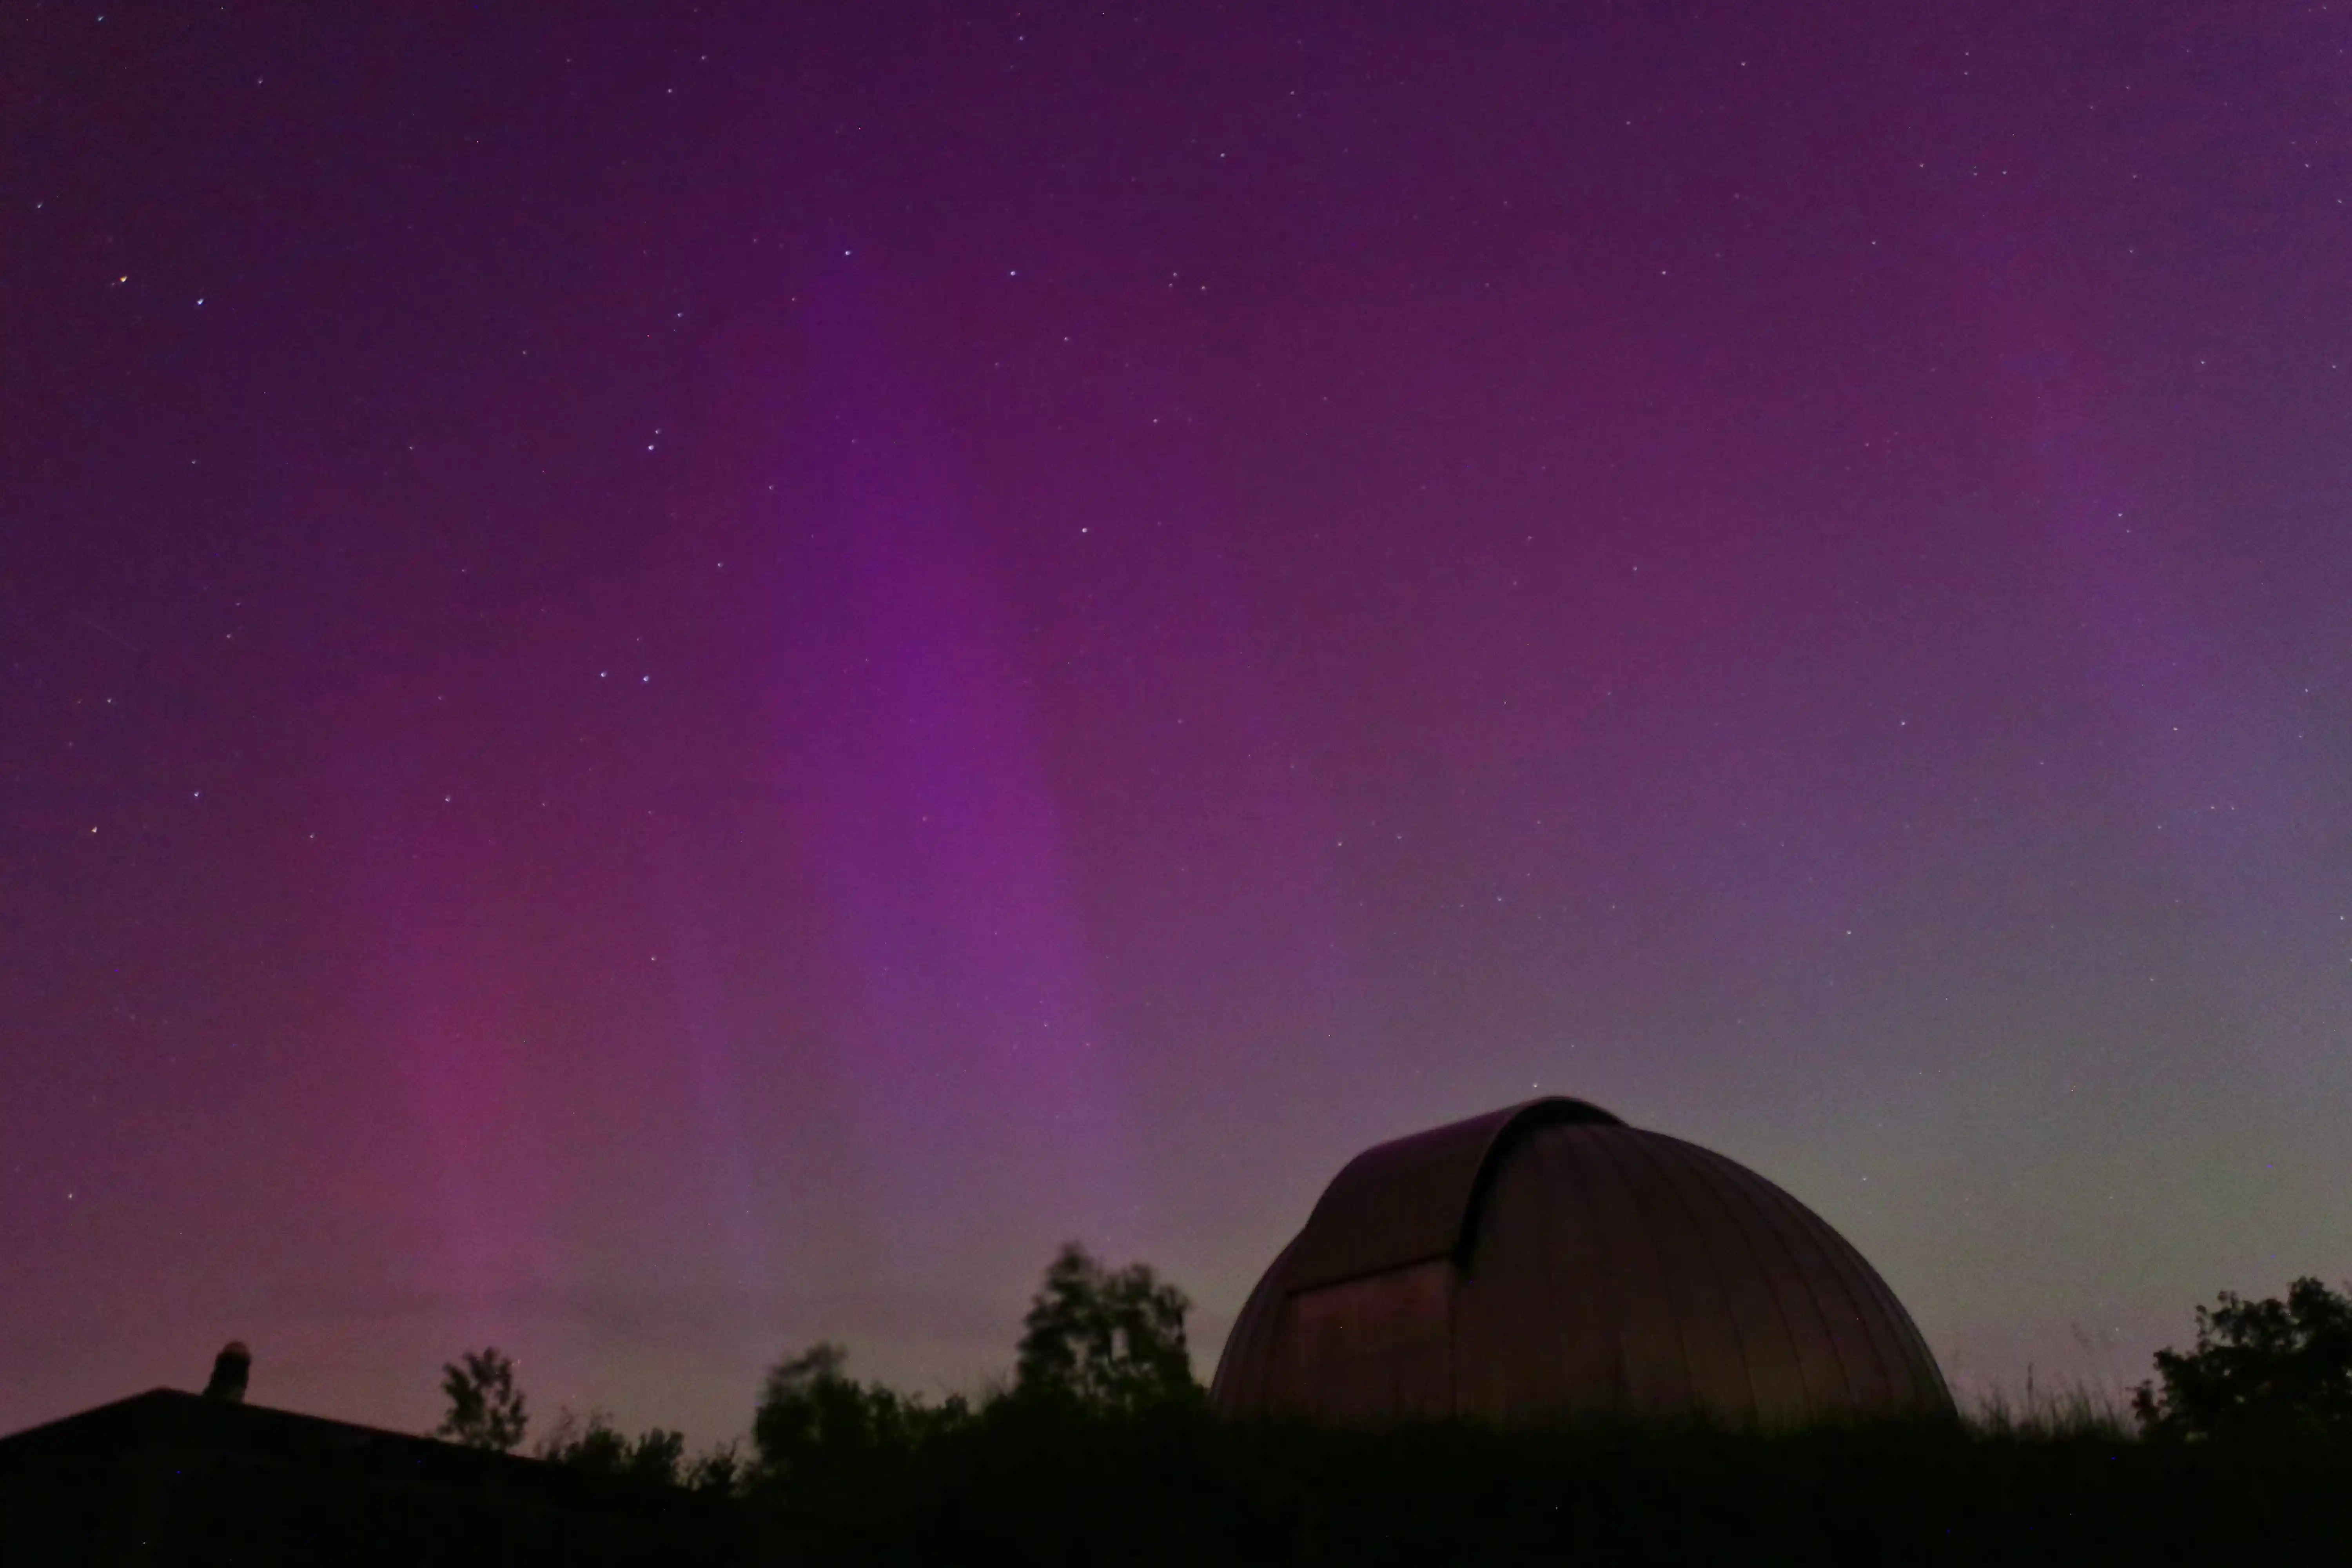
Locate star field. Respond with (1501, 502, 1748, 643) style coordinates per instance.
(2, 3, 2349, 1446)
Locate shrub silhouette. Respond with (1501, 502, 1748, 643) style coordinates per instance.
(436, 1347, 528, 1452)
(2133, 1277, 2352, 1440)
(1014, 1241, 1200, 1413)
(750, 1342, 965, 1505)
(536, 1409, 690, 1484)
(681, 1438, 748, 1496)
(746, 1241, 1196, 1504)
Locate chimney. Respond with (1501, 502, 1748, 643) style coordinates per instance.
(203, 1341, 251, 1403)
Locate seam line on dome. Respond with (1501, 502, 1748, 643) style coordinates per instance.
(1679, 1140, 1827, 1423)
(1747, 1166, 1902, 1409)
(1820, 1208, 1946, 1412)
(1633, 1131, 1776, 1426)
(1699, 1153, 1860, 1409)
(1582, 1127, 1702, 1416)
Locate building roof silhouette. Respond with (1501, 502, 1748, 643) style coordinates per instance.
(0, 1388, 757, 1564)
(1211, 1098, 1953, 1425)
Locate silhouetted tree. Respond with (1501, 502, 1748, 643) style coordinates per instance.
(1014, 1241, 1200, 1412)
(436, 1347, 528, 1452)
(751, 1342, 964, 1504)
(682, 1438, 748, 1496)
(537, 1409, 689, 1483)
(626, 1426, 688, 1485)
(536, 1408, 628, 1471)
(2133, 1277, 2352, 1440)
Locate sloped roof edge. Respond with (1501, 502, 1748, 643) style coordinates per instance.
(0, 1389, 531, 1475)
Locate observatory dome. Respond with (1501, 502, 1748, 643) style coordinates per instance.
(1211, 1098, 1951, 1426)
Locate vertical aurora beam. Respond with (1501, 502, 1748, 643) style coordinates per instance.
(764, 272, 1135, 1279)
(655, 858, 771, 1290)
(1965, 254, 2317, 948)
(335, 740, 557, 1315)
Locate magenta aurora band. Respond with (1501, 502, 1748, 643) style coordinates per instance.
(1209, 1098, 1955, 1425)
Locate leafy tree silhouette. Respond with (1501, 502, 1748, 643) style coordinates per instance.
(436, 1346, 743, 1490)
(436, 1348, 528, 1452)
(746, 1243, 1199, 1505)
(751, 1342, 965, 1505)
(757, 1335, 969, 1504)
(536, 1409, 689, 1483)
(1014, 1241, 1200, 1413)
(2132, 1277, 2352, 1440)
(681, 1438, 748, 1496)
(628, 1426, 688, 1484)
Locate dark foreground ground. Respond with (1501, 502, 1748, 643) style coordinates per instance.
(5, 1396, 2346, 1564)
(839, 1413, 2347, 1566)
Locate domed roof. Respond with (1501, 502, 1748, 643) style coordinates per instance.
(1212, 1098, 1951, 1426)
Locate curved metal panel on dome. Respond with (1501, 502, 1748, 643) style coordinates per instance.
(1278, 1098, 1624, 1293)
(1211, 1099, 1952, 1426)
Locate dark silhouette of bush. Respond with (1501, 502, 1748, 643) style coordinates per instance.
(749, 1342, 967, 1506)
(747, 1241, 1198, 1506)
(436, 1348, 528, 1452)
(433, 1350, 737, 1493)
(536, 1410, 690, 1485)
(626, 1427, 687, 1484)
(2133, 1277, 2352, 1441)
(1014, 1241, 1200, 1414)
(680, 1439, 747, 1497)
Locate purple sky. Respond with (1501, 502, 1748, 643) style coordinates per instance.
(5, 4, 2349, 1446)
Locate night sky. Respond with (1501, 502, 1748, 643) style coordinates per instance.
(5, 5, 2350, 1447)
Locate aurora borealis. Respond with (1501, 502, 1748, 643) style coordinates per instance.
(4, 5, 2348, 1446)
